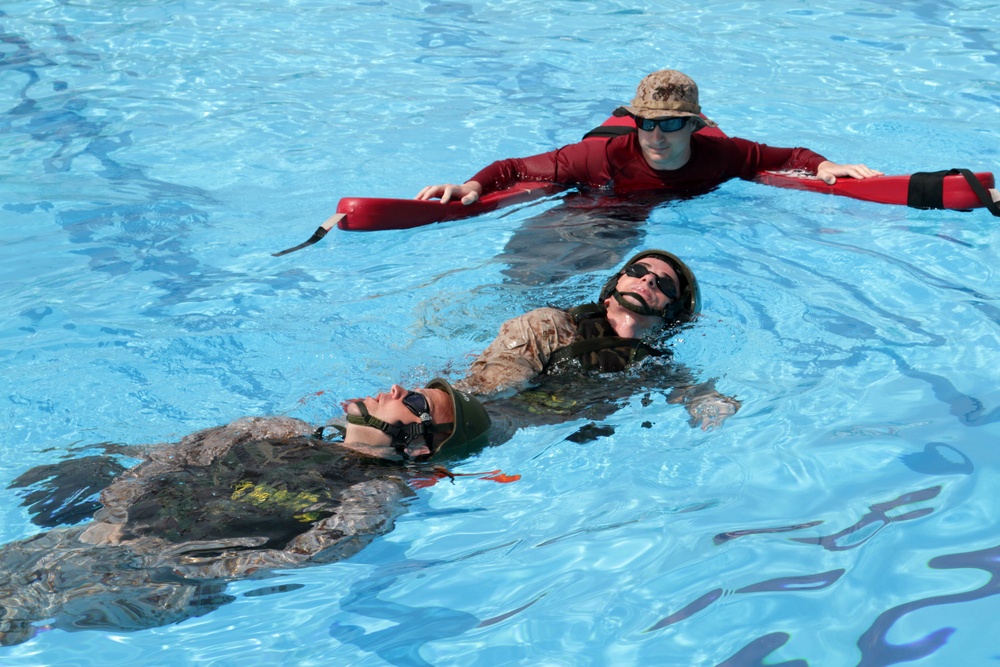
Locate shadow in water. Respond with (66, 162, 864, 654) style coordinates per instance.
(496, 191, 700, 286)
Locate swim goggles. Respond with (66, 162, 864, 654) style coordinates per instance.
(634, 116, 689, 133)
(398, 390, 428, 418)
(624, 263, 678, 300)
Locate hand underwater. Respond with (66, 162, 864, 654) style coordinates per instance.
(685, 394, 741, 431)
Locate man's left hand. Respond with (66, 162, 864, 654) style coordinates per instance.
(816, 161, 884, 185)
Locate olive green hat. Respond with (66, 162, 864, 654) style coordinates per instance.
(426, 378, 491, 456)
(599, 249, 700, 323)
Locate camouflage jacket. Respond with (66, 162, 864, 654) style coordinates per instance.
(455, 305, 664, 396)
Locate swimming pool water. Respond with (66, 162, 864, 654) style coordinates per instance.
(2, 1, 999, 665)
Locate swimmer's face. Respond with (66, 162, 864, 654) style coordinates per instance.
(615, 257, 679, 314)
(637, 118, 695, 171)
(342, 385, 453, 456)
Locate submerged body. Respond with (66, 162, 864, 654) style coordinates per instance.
(0, 247, 734, 644)
(455, 249, 739, 429)
(455, 304, 663, 396)
(0, 417, 414, 645)
(0, 362, 732, 645)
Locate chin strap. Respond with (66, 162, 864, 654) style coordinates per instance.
(345, 402, 451, 460)
(613, 291, 655, 316)
(613, 289, 687, 323)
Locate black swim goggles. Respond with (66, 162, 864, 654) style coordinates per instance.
(634, 116, 689, 133)
(624, 262, 678, 300)
(345, 391, 451, 459)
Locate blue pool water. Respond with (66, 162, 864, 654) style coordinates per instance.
(2, 1, 1000, 664)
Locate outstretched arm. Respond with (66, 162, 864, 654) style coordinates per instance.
(416, 145, 584, 205)
(735, 138, 882, 185)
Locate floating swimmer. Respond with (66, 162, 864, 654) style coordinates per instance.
(0, 379, 489, 646)
(455, 249, 740, 431)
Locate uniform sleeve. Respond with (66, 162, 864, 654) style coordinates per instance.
(468, 141, 614, 195)
(727, 136, 828, 178)
(454, 308, 580, 396)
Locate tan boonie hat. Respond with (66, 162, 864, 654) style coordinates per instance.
(623, 70, 717, 129)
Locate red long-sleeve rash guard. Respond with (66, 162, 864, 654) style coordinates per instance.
(468, 132, 828, 196)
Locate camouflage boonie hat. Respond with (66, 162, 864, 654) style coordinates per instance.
(622, 70, 717, 130)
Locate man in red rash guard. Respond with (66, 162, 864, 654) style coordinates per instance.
(416, 69, 882, 205)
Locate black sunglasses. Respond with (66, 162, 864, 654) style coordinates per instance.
(634, 116, 689, 133)
(625, 263, 678, 299)
(402, 391, 431, 419)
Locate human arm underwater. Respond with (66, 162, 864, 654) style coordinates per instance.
(667, 379, 741, 431)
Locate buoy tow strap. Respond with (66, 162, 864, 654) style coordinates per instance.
(582, 125, 635, 141)
(272, 213, 345, 257)
(907, 169, 1000, 216)
(582, 109, 635, 140)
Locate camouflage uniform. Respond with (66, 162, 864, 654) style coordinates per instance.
(456, 305, 665, 396)
(0, 417, 413, 645)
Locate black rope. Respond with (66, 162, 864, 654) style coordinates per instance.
(272, 213, 344, 257)
(954, 168, 1000, 217)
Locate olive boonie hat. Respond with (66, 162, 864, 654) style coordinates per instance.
(622, 70, 717, 130)
(600, 249, 701, 323)
(426, 378, 491, 456)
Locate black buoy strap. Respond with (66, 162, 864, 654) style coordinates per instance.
(906, 170, 951, 210)
(954, 168, 1000, 217)
(272, 213, 345, 257)
(907, 169, 1000, 217)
